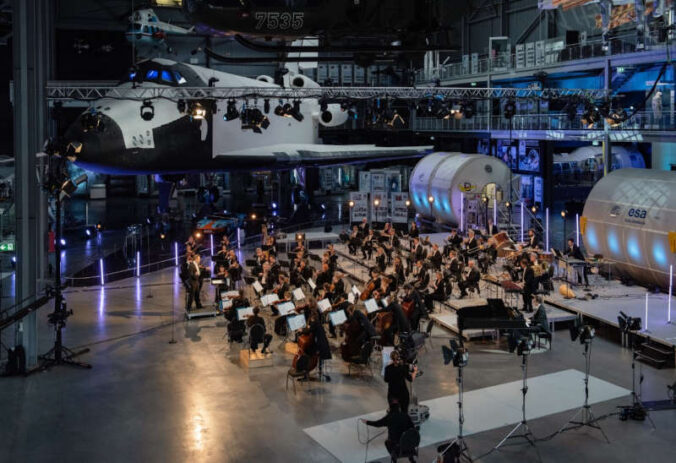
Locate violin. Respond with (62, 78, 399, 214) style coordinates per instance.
(360, 277, 378, 301)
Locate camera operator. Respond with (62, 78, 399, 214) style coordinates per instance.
(384, 350, 418, 413)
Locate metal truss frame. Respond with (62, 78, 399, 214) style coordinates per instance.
(46, 84, 609, 102)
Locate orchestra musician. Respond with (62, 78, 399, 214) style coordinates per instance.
(565, 238, 589, 286)
(393, 256, 406, 286)
(246, 306, 273, 354)
(362, 229, 376, 260)
(521, 258, 536, 313)
(345, 304, 377, 343)
(330, 272, 346, 300)
(348, 225, 361, 255)
(487, 217, 499, 236)
(425, 271, 448, 312)
(411, 260, 430, 292)
(213, 264, 229, 304)
(186, 254, 205, 310)
(301, 308, 333, 379)
(444, 228, 463, 255)
(315, 262, 333, 289)
(408, 221, 419, 248)
(457, 259, 480, 299)
(463, 229, 479, 262)
(525, 228, 543, 250)
(226, 290, 249, 342)
(268, 254, 281, 282)
(429, 243, 443, 270)
(375, 246, 387, 273)
(358, 217, 370, 238)
(445, 250, 463, 285)
(411, 237, 426, 263)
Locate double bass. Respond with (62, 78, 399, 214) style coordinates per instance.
(292, 331, 319, 372)
(341, 317, 363, 361)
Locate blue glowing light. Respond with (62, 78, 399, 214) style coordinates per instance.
(653, 240, 668, 267)
(627, 235, 641, 261)
(271, 202, 277, 209)
(585, 224, 598, 252)
(85, 229, 91, 237)
(145, 70, 158, 80)
(161, 70, 172, 82)
(60, 238, 66, 246)
(607, 229, 620, 256)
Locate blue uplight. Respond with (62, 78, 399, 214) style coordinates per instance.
(585, 224, 599, 253)
(145, 70, 158, 80)
(653, 240, 668, 268)
(627, 235, 641, 261)
(607, 229, 620, 256)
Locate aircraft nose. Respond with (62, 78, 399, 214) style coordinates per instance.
(63, 110, 125, 172)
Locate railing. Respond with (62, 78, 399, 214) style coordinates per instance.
(416, 32, 671, 84)
(413, 111, 676, 133)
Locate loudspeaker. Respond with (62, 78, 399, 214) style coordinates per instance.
(566, 30, 580, 46)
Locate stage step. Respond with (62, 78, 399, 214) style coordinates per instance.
(637, 340, 675, 369)
(239, 349, 274, 369)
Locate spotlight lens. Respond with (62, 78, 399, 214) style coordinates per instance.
(348, 201, 355, 207)
(428, 196, 434, 203)
(60, 239, 66, 246)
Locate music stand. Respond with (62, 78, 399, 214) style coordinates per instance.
(493, 344, 536, 450)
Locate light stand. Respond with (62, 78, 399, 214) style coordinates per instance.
(494, 347, 536, 450)
(557, 334, 610, 442)
(619, 334, 656, 428)
(439, 340, 472, 462)
(30, 171, 91, 373)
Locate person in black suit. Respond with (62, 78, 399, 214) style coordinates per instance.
(425, 271, 447, 312)
(565, 238, 589, 286)
(446, 250, 463, 287)
(458, 260, 480, 299)
(526, 228, 542, 250)
(444, 229, 463, 254)
(363, 401, 416, 463)
(346, 304, 377, 344)
(487, 218, 500, 236)
(521, 258, 536, 312)
(411, 237, 426, 263)
(186, 254, 204, 310)
(381, 350, 418, 413)
(429, 243, 443, 270)
(246, 307, 273, 353)
(412, 260, 430, 292)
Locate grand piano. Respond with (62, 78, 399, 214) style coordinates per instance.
(457, 298, 530, 332)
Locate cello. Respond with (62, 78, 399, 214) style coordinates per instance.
(292, 331, 319, 372)
(340, 317, 363, 362)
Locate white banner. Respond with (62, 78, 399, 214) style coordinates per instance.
(372, 193, 389, 222)
(371, 173, 386, 192)
(350, 192, 369, 223)
(391, 192, 409, 224)
(359, 171, 371, 192)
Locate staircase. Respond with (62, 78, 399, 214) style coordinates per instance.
(636, 340, 675, 369)
(610, 67, 637, 96)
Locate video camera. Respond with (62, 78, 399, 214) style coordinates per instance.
(508, 335, 534, 356)
(395, 331, 425, 372)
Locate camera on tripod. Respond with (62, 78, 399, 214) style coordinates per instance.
(508, 334, 534, 356)
(442, 339, 468, 367)
(396, 331, 425, 370)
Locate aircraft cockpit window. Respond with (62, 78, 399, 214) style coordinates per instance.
(161, 70, 173, 83)
(128, 22, 142, 31)
(146, 70, 159, 80)
(173, 71, 187, 85)
(143, 25, 150, 33)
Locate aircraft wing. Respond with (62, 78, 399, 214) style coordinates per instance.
(214, 144, 434, 168)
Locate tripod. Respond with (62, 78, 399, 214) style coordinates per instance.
(438, 362, 472, 462)
(29, 194, 91, 374)
(558, 338, 609, 442)
(619, 335, 656, 428)
(494, 352, 536, 449)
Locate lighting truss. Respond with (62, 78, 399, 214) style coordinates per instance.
(45, 84, 609, 102)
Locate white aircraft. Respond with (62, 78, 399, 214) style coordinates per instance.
(63, 58, 432, 176)
(126, 9, 195, 50)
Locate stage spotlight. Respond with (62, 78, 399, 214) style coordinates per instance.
(289, 100, 304, 122)
(373, 198, 380, 206)
(250, 213, 257, 220)
(224, 99, 239, 121)
(96, 223, 103, 231)
(271, 202, 278, 209)
(348, 200, 355, 208)
(160, 233, 166, 240)
(561, 210, 567, 218)
(140, 100, 154, 121)
(505, 201, 511, 209)
(531, 205, 538, 213)
(405, 199, 411, 207)
(605, 108, 628, 127)
(81, 110, 104, 132)
(442, 339, 468, 367)
(190, 102, 207, 120)
(581, 104, 600, 128)
(296, 233, 306, 241)
(503, 100, 517, 120)
(274, 100, 285, 116)
(194, 231, 202, 239)
(85, 229, 91, 237)
(428, 196, 435, 203)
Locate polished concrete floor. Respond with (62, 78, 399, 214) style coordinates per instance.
(2, 266, 676, 463)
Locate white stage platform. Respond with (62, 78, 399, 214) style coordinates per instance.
(304, 369, 629, 463)
(546, 281, 676, 348)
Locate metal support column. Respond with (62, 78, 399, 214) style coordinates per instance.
(602, 57, 612, 176)
(11, 0, 53, 367)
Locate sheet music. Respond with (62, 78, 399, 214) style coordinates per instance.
(211, 279, 225, 285)
(317, 298, 332, 313)
(221, 299, 233, 309)
(382, 297, 389, 307)
(225, 290, 239, 298)
(277, 301, 296, 316)
(308, 278, 317, 290)
(293, 288, 305, 301)
(261, 293, 280, 306)
(253, 281, 264, 293)
(351, 285, 360, 295)
(237, 306, 254, 321)
(329, 310, 347, 326)
(287, 314, 306, 332)
(365, 298, 380, 314)
(348, 292, 355, 304)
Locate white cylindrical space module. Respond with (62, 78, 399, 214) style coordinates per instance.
(409, 152, 512, 225)
(581, 168, 676, 290)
